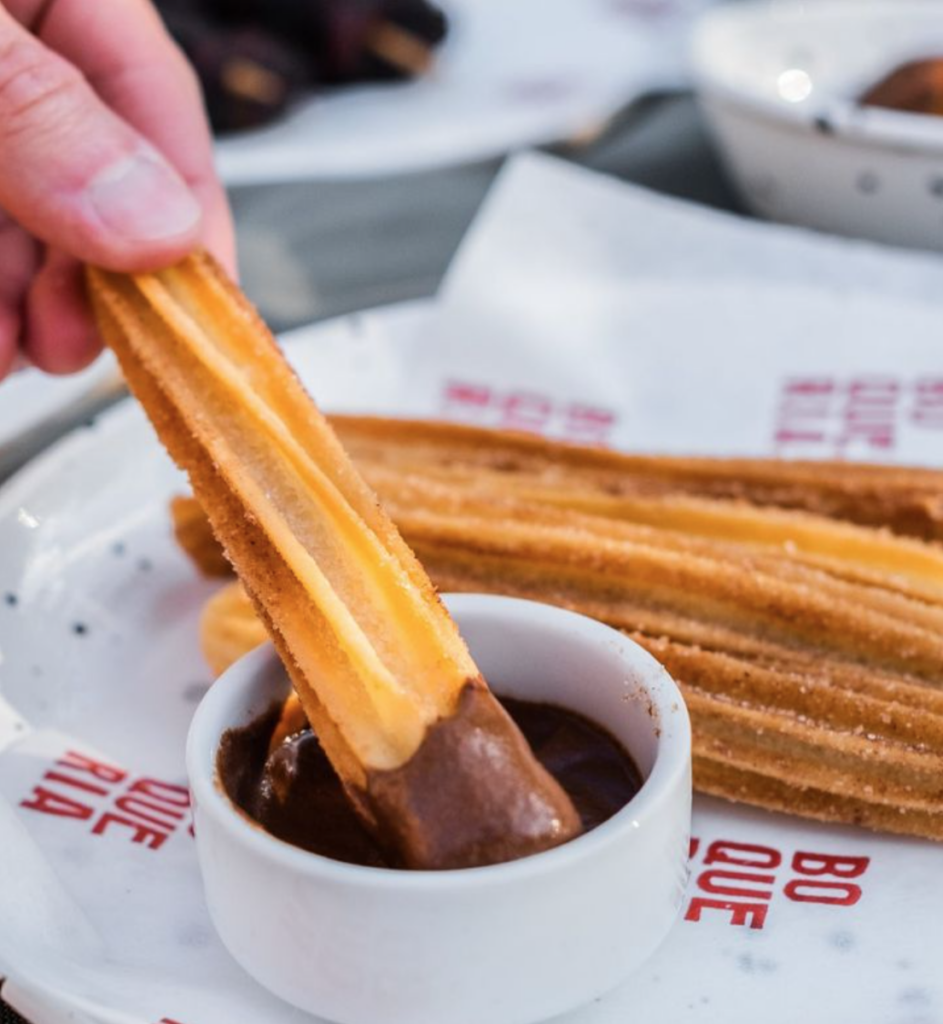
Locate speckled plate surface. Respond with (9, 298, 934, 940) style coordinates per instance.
(0, 300, 940, 1024)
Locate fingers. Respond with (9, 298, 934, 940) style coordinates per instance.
(2, 3, 54, 29)
(0, 0, 238, 382)
(0, 304, 22, 383)
(22, 248, 101, 375)
(0, 212, 39, 382)
(0, 5, 203, 272)
(41, 0, 236, 274)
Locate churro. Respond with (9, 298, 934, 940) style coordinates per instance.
(88, 254, 581, 869)
(200, 579, 267, 676)
(171, 495, 232, 577)
(183, 417, 943, 840)
(334, 416, 943, 544)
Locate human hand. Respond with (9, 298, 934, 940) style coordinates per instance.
(0, 0, 235, 380)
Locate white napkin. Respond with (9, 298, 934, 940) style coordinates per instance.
(410, 152, 943, 463)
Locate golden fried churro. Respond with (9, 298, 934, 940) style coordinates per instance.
(332, 416, 943, 543)
(171, 495, 232, 578)
(186, 416, 943, 839)
(693, 757, 943, 841)
(200, 580, 267, 676)
(88, 255, 580, 869)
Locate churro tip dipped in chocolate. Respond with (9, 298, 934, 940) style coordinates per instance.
(85, 252, 581, 870)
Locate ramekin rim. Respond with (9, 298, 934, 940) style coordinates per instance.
(186, 593, 692, 891)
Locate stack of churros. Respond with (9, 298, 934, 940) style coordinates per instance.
(87, 254, 581, 870)
(180, 418, 943, 841)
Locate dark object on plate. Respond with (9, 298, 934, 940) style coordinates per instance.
(208, 0, 447, 80)
(860, 58, 943, 118)
(156, 0, 449, 133)
(157, 1, 311, 133)
(219, 695, 641, 868)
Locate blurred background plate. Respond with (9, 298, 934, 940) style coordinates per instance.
(216, 0, 709, 183)
(692, 0, 943, 251)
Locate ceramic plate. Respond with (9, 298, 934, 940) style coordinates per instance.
(0, 294, 940, 1024)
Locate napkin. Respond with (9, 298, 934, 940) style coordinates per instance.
(415, 152, 943, 463)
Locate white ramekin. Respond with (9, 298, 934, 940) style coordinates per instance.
(187, 593, 692, 1024)
(692, 0, 943, 252)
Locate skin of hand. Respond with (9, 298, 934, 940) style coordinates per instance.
(0, 0, 235, 381)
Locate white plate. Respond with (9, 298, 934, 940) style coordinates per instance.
(215, 0, 704, 184)
(0, 357, 121, 479)
(692, 0, 943, 251)
(0, 294, 941, 1024)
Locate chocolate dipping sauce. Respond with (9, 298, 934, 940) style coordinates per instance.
(860, 58, 943, 117)
(218, 696, 642, 870)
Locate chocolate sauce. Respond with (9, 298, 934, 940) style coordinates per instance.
(860, 59, 943, 118)
(218, 696, 642, 869)
(362, 682, 584, 869)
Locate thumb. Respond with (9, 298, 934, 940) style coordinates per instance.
(0, 8, 203, 271)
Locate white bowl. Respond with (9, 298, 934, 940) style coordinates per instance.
(692, 0, 943, 250)
(187, 594, 692, 1024)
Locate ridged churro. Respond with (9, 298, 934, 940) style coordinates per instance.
(334, 416, 943, 544)
(182, 418, 943, 840)
(88, 255, 581, 869)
